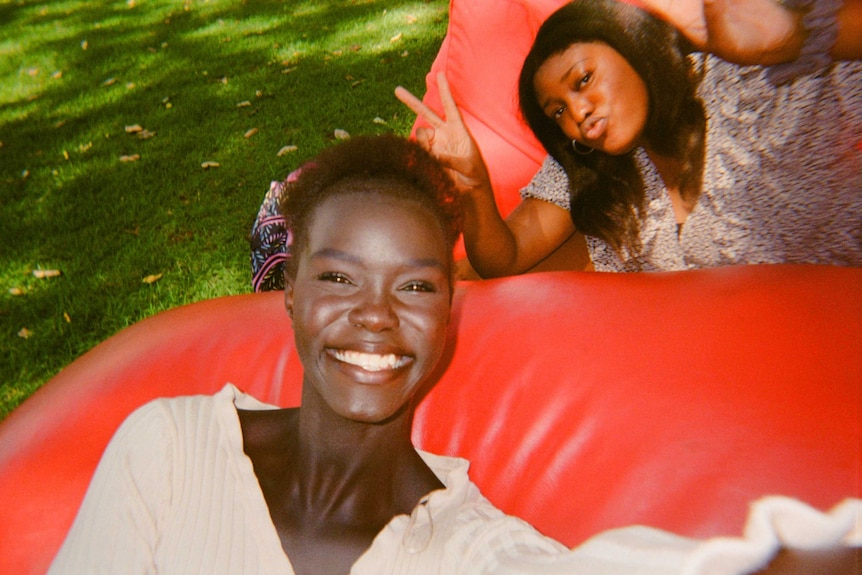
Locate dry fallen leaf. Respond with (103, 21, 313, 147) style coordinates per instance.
(334, 129, 350, 140)
(125, 124, 143, 133)
(9, 287, 26, 296)
(236, 100, 251, 108)
(102, 77, 116, 86)
(390, 33, 403, 43)
(18, 328, 33, 339)
(52, 70, 63, 79)
(201, 161, 220, 169)
(33, 269, 61, 279)
(81, 40, 89, 50)
(63, 312, 72, 323)
(244, 128, 258, 139)
(406, 14, 418, 24)
(373, 117, 387, 125)
(142, 273, 163, 284)
(120, 154, 141, 162)
(277, 145, 298, 157)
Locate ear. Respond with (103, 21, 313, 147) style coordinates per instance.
(284, 278, 295, 320)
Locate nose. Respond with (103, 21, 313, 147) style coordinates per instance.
(347, 290, 399, 332)
(568, 93, 593, 124)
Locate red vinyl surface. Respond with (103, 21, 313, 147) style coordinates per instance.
(1, 265, 859, 574)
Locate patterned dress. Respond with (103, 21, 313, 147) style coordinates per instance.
(250, 169, 301, 292)
(521, 3, 862, 271)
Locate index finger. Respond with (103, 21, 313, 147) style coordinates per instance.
(395, 85, 445, 128)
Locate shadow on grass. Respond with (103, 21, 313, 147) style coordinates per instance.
(0, 0, 449, 417)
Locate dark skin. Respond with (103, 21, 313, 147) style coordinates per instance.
(238, 401, 442, 575)
(753, 546, 861, 575)
(237, 192, 451, 575)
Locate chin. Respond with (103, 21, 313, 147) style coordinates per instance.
(340, 400, 411, 425)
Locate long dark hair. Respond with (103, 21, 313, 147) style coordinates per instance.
(518, 0, 705, 258)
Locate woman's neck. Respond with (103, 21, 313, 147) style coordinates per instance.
(239, 403, 443, 575)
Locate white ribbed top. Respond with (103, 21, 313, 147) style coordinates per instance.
(47, 385, 859, 575)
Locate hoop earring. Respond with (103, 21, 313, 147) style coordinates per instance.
(572, 139, 593, 155)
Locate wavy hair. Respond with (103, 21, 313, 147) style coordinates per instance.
(518, 0, 705, 258)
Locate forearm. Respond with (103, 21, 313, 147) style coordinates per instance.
(833, 0, 862, 59)
(459, 185, 522, 279)
(697, 0, 859, 84)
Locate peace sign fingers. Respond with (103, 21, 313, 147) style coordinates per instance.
(395, 84, 444, 129)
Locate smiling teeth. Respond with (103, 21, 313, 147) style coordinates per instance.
(333, 350, 410, 372)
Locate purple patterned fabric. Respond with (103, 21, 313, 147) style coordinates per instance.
(249, 169, 302, 292)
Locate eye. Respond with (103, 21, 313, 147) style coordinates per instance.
(577, 72, 592, 89)
(400, 280, 436, 293)
(551, 105, 566, 120)
(317, 271, 353, 285)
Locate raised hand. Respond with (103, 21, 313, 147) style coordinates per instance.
(395, 73, 492, 194)
(701, 0, 803, 64)
(638, 0, 802, 65)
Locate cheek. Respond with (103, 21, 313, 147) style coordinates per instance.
(293, 298, 343, 348)
(557, 117, 579, 141)
(621, 73, 649, 125)
(411, 304, 450, 361)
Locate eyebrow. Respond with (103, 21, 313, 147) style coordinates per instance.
(310, 248, 447, 271)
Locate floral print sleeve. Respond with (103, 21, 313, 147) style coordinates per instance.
(249, 169, 302, 292)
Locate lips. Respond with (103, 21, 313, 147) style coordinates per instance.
(329, 349, 412, 372)
(581, 116, 606, 142)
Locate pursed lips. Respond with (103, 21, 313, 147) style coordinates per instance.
(328, 349, 413, 372)
(581, 116, 606, 142)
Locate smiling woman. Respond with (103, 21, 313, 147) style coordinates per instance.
(43, 135, 859, 575)
(45, 135, 476, 575)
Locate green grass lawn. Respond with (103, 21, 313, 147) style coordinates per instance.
(0, 0, 449, 419)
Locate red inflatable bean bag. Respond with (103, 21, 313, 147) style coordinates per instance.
(1, 264, 859, 575)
